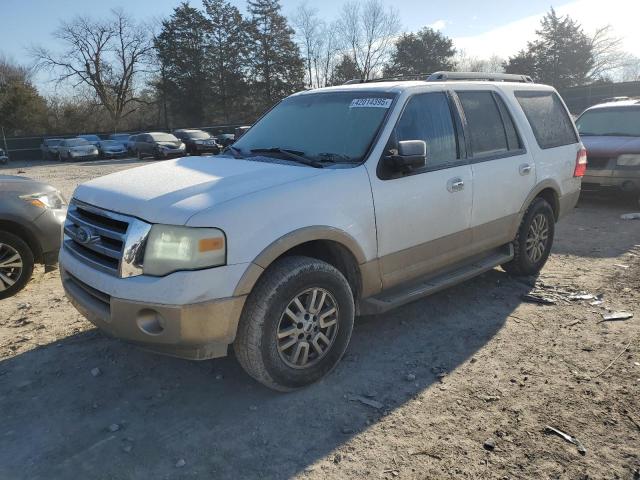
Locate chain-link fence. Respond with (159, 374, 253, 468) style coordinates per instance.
(559, 81, 640, 115)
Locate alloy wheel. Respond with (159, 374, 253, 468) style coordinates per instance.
(276, 287, 339, 369)
(525, 213, 549, 263)
(0, 243, 23, 292)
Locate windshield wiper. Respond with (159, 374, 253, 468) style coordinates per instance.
(250, 147, 323, 168)
(315, 152, 360, 164)
(224, 145, 244, 158)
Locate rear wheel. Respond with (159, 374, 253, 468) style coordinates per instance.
(503, 197, 555, 276)
(234, 256, 354, 391)
(0, 231, 34, 300)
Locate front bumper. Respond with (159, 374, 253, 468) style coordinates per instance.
(33, 207, 66, 266)
(61, 266, 246, 360)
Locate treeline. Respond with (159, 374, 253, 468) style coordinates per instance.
(1, 2, 639, 137)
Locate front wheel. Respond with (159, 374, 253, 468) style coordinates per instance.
(234, 256, 354, 391)
(502, 197, 555, 276)
(0, 231, 34, 300)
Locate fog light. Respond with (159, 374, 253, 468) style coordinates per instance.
(136, 309, 165, 335)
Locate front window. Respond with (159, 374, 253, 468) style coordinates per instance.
(150, 133, 179, 142)
(232, 92, 396, 164)
(576, 107, 640, 137)
(101, 140, 119, 147)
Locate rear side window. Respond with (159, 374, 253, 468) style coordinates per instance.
(457, 91, 521, 157)
(393, 92, 458, 168)
(515, 91, 578, 149)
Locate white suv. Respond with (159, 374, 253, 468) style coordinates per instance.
(59, 72, 584, 391)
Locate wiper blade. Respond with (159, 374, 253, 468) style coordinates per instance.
(250, 147, 323, 168)
(315, 152, 359, 164)
(224, 145, 244, 158)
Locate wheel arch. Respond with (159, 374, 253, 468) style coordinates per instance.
(234, 226, 381, 307)
(0, 219, 42, 263)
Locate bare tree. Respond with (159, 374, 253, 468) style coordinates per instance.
(621, 55, 640, 82)
(454, 50, 505, 73)
(32, 9, 154, 130)
(338, 0, 400, 80)
(588, 25, 630, 81)
(293, 3, 323, 89)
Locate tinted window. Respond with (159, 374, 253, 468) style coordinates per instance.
(494, 95, 522, 151)
(66, 139, 89, 147)
(393, 92, 458, 168)
(458, 91, 509, 157)
(576, 107, 640, 137)
(515, 91, 578, 149)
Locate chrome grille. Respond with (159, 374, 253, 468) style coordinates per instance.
(63, 199, 152, 278)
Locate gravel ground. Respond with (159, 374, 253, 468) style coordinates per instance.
(1, 159, 639, 480)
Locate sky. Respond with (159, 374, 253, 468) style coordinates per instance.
(2, 0, 639, 90)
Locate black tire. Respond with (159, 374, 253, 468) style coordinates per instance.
(234, 255, 355, 391)
(0, 231, 35, 300)
(502, 197, 555, 276)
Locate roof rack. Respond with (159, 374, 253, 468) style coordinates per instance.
(343, 71, 533, 85)
(427, 71, 533, 83)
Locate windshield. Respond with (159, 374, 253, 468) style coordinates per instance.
(67, 139, 90, 147)
(232, 92, 396, 163)
(100, 140, 119, 147)
(110, 135, 128, 141)
(80, 135, 100, 141)
(576, 107, 640, 137)
(150, 133, 179, 142)
(184, 130, 210, 140)
(45, 139, 62, 146)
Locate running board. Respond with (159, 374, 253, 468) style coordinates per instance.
(359, 245, 514, 315)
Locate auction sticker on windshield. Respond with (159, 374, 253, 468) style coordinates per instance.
(350, 98, 393, 108)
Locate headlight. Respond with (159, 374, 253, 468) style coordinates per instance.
(616, 154, 640, 166)
(20, 190, 66, 210)
(143, 225, 226, 276)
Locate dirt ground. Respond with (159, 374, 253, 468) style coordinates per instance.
(1, 158, 639, 480)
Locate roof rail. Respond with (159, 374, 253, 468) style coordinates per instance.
(343, 73, 432, 85)
(427, 71, 533, 83)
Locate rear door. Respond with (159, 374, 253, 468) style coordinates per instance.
(454, 89, 536, 253)
(368, 91, 473, 289)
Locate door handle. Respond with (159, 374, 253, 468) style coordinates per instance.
(447, 177, 465, 193)
(519, 163, 533, 176)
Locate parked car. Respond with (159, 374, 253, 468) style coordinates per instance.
(40, 138, 63, 160)
(108, 134, 131, 150)
(575, 99, 640, 205)
(216, 133, 235, 148)
(0, 148, 8, 165)
(97, 140, 128, 159)
(0, 175, 66, 299)
(134, 132, 185, 160)
(60, 72, 583, 390)
(78, 134, 101, 146)
(173, 129, 220, 156)
(57, 138, 100, 161)
(126, 135, 138, 154)
(235, 126, 251, 140)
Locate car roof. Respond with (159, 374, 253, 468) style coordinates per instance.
(292, 80, 554, 97)
(585, 99, 640, 111)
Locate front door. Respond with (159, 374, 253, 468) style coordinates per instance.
(367, 91, 473, 289)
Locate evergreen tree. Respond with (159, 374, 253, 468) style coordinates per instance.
(0, 59, 48, 136)
(203, 0, 250, 122)
(155, 2, 211, 126)
(329, 55, 360, 86)
(384, 27, 455, 76)
(247, 0, 305, 112)
(505, 8, 593, 88)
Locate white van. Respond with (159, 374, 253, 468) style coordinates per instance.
(60, 72, 584, 390)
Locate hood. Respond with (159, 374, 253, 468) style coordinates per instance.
(0, 175, 57, 195)
(581, 135, 640, 157)
(157, 141, 182, 148)
(73, 156, 325, 224)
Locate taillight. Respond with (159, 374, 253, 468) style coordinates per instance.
(574, 148, 587, 177)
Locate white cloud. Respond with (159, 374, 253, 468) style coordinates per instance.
(454, 0, 640, 59)
(429, 19, 447, 31)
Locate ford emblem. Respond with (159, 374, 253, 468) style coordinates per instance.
(75, 226, 95, 245)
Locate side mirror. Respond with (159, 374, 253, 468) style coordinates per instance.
(384, 140, 427, 173)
